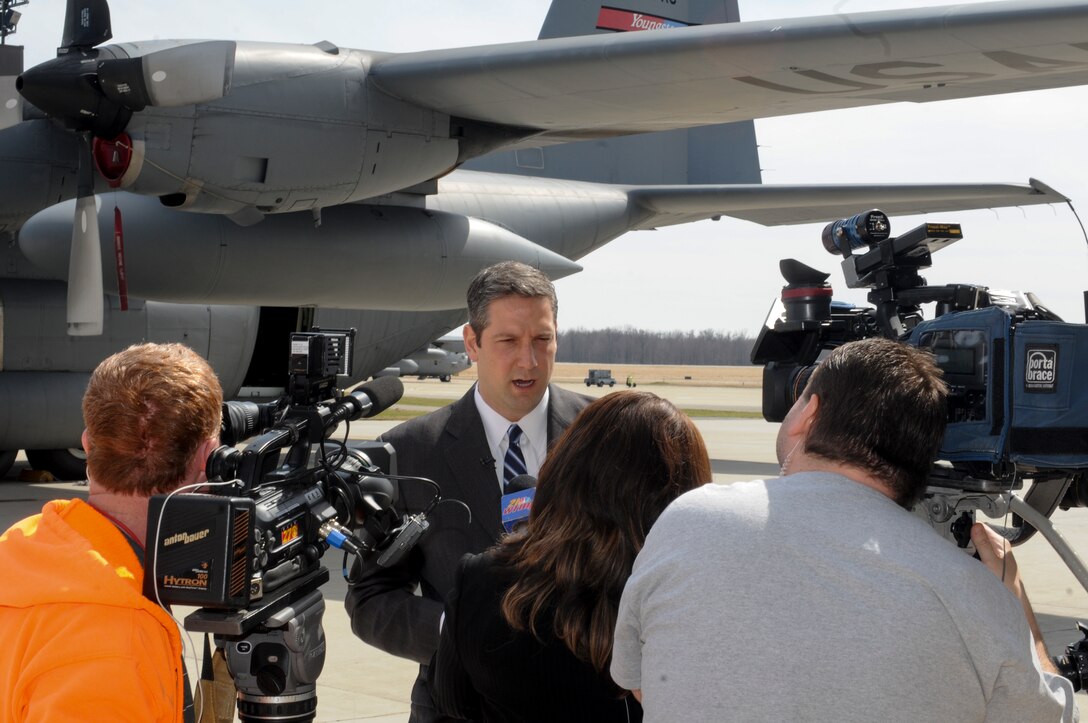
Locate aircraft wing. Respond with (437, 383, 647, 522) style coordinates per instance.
(369, 1, 1088, 141)
(625, 178, 1066, 228)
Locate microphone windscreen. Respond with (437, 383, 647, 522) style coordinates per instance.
(356, 376, 404, 417)
(506, 474, 537, 493)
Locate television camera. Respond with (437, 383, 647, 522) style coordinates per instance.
(751, 211, 1088, 686)
(145, 330, 438, 722)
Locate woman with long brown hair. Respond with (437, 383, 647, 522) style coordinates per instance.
(431, 390, 712, 722)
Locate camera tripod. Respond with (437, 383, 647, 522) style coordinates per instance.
(185, 567, 331, 723)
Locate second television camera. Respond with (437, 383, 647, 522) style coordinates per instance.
(752, 210, 1088, 686)
(752, 210, 1088, 494)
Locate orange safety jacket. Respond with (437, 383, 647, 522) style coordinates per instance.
(0, 498, 186, 723)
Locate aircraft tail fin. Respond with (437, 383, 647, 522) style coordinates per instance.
(537, 0, 740, 39)
(461, 0, 761, 186)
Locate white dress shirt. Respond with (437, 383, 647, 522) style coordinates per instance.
(474, 385, 550, 492)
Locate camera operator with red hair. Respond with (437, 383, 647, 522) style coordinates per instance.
(0, 343, 222, 723)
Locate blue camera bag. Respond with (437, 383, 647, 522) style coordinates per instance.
(910, 307, 1088, 469)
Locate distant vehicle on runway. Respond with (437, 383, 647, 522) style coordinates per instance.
(585, 369, 617, 388)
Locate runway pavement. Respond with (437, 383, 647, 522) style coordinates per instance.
(2, 377, 1087, 721)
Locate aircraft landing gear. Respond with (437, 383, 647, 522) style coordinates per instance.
(25, 448, 87, 481)
(0, 450, 16, 481)
(440, 375, 451, 382)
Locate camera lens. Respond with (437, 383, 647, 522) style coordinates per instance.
(762, 363, 819, 422)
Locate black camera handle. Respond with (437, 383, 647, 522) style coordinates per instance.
(868, 282, 992, 340)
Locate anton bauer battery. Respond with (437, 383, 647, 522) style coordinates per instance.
(144, 494, 255, 608)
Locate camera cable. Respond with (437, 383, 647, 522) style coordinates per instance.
(148, 477, 243, 723)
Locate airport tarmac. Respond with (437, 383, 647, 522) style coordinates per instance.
(2, 377, 1087, 721)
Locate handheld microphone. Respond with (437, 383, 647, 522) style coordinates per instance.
(501, 474, 536, 533)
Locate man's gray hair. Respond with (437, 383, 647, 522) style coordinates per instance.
(466, 261, 558, 338)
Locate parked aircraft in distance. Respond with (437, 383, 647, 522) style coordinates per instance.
(2, 0, 1087, 479)
(375, 344, 472, 383)
(432, 332, 468, 357)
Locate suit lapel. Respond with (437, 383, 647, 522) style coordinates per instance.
(442, 388, 503, 538)
(439, 385, 586, 539)
(546, 385, 583, 447)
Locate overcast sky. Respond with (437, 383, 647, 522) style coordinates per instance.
(13, 1, 1088, 335)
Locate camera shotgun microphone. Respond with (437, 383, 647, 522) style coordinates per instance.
(350, 376, 404, 418)
(327, 376, 404, 426)
(501, 474, 537, 533)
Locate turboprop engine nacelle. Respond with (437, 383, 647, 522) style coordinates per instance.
(18, 197, 581, 310)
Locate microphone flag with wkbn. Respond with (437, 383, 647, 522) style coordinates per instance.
(501, 474, 536, 533)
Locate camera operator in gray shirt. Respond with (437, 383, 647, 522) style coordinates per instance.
(612, 338, 1078, 722)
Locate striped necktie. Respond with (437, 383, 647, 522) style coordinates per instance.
(503, 424, 527, 489)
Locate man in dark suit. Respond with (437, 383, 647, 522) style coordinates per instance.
(345, 261, 591, 723)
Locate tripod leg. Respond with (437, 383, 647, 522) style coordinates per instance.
(197, 635, 237, 723)
(1004, 493, 1088, 594)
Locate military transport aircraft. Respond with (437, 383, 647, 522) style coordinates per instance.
(375, 344, 472, 383)
(1, 0, 1087, 479)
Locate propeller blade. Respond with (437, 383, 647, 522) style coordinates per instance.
(98, 41, 235, 109)
(67, 194, 104, 335)
(60, 0, 112, 53)
(67, 133, 103, 336)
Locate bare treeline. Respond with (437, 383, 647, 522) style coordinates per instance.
(557, 327, 757, 365)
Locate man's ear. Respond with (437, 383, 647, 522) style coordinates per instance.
(797, 393, 820, 434)
(463, 323, 480, 362)
(81, 429, 91, 454)
(188, 437, 220, 482)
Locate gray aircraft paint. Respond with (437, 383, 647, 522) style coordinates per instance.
(464, 0, 762, 187)
(0, 280, 257, 448)
(0, 281, 470, 449)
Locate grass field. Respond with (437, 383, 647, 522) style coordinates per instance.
(374, 365, 763, 420)
(458, 362, 761, 387)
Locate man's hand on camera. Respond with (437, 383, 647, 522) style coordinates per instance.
(971, 521, 1022, 596)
